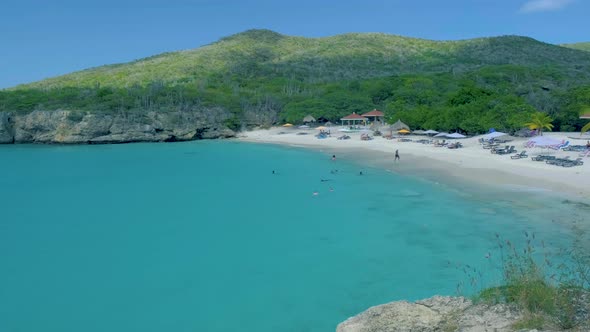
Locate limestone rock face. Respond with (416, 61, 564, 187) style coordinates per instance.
(1, 109, 236, 144)
(336, 296, 536, 332)
(0, 112, 14, 143)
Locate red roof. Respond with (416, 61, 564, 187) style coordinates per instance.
(341, 113, 367, 120)
(362, 109, 384, 117)
(580, 113, 590, 119)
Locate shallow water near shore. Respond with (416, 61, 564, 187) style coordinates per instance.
(0, 141, 587, 332)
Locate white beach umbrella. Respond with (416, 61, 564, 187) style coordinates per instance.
(527, 136, 562, 147)
(424, 130, 439, 135)
(434, 132, 449, 138)
(446, 133, 467, 139)
(298, 125, 310, 129)
(482, 132, 508, 140)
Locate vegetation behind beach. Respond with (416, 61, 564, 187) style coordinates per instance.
(2, 29, 590, 133)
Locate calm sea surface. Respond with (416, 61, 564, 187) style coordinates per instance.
(0, 141, 586, 332)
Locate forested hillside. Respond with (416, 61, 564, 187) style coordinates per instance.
(2, 29, 590, 133)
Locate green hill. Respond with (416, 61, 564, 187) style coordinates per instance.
(561, 42, 590, 52)
(2, 29, 590, 133)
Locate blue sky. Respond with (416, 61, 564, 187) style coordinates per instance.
(1, 0, 588, 89)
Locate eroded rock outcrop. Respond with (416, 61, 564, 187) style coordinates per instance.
(0, 112, 14, 143)
(0, 109, 236, 144)
(336, 296, 561, 332)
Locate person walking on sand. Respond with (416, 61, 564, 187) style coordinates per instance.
(395, 149, 400, 161)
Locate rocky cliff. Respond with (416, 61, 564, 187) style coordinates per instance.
(0, 109, 236, 144)
(336, 296, 586, 332)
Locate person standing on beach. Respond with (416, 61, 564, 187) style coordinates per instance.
(395, 150, 400, 161)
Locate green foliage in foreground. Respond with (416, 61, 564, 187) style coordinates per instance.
(2, 30, 590, 134)
(471, 233, 590, 330)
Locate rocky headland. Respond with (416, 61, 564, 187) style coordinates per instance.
(0, 110, 237, 144)
(336, 296, 589, 332)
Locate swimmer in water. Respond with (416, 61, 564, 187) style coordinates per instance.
(329, 187, 334, 192)
(359, 171, 363, 175)
(321, 179, 330, 182)
(331, 154, 336, 161)
(313, 191, 319, 196)
(272, 170, 275, 174)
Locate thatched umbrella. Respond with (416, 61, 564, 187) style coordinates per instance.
(303, 115, 316, 124)
(385, 119, 410, 135)
(389, 119, 410, 131)
(370, 122, 381, 130)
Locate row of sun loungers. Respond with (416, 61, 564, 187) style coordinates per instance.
(531, 155, 584, 167)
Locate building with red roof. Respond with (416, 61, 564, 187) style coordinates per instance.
(340, 112, 367, 126)
(362, 109, 385, 124)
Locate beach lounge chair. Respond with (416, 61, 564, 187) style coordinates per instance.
(511, 151, 528, 159)
(493, 146, 510, 155)
(531, 155, 555, 162)
(360, 133, 373, 141)
(546, 156, 570, 166)
(562, 158, 584, 167)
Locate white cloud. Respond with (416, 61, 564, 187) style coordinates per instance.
(520, 0, 574, 13)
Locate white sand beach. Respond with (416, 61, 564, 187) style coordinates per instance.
(240, 128, 590, 200)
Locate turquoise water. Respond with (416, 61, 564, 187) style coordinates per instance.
(0, 141, 585, 332)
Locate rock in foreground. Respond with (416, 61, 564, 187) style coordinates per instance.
(336, 296, 567, 332)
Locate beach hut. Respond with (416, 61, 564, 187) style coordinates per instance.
(362, 109, 385, 124)
(303, 115, 316, 124)
(340, 112, 367, 127)
(580, 113, 590, 119)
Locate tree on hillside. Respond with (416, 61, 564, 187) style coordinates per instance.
(525, 112, 554, 136)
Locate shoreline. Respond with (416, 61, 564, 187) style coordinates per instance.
(238, 128, 590, 203)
